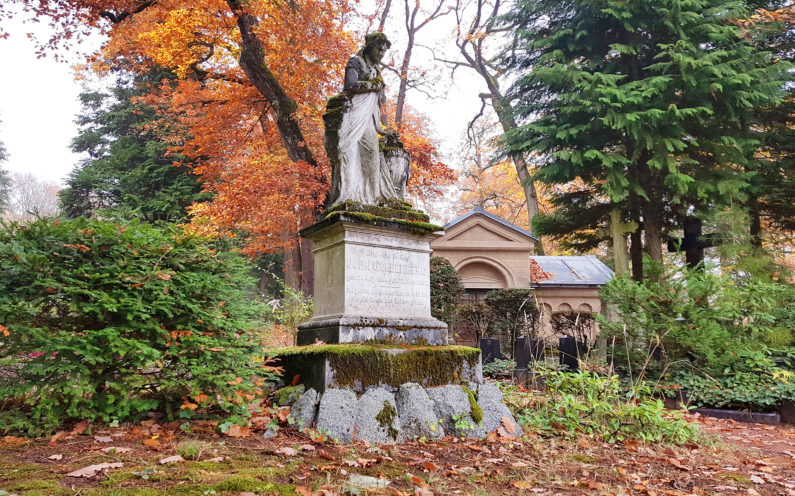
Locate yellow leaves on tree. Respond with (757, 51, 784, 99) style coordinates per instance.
(459, 159, 530, 228)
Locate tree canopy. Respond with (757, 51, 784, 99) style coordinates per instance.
(61, 69, 210, 222)
(500, 0, 790, 272)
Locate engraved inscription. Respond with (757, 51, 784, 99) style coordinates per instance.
(345, 244, 430, 316)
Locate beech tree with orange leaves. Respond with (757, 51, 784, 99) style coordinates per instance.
(0, 0, 454, 290)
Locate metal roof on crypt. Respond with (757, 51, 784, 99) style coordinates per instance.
(529, 255, 614, 287)
(443, 206, 539, 241)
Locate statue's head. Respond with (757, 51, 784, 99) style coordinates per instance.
(360, 32, 391, 62)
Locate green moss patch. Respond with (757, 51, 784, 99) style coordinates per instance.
(326, 200, 431, 223)
(271, 344, 481, 390)
(462, 385, 483, 424)
(376, 400, 400, 440)
(273, 385, 305, 407)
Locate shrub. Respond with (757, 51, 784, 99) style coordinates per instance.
(512, 370, 700, 444)
(457, 302, 490, 344)
(671, 348, 795, 412)
(550, 311, 596, 343)
(0, 218, 276, 435)
(598, 259, 795, 410)
(429, 256, 465, 325)
(482, 358, 517, 377)
(272, 284, 313, 345)
(484, 288, 539, 354)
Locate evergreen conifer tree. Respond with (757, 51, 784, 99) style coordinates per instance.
(61, 70, 210, 222)
(500, 0, 789, 270)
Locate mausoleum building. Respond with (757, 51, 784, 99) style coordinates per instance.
(431, 207, 614, 346)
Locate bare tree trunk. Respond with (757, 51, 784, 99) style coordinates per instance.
(749, 195, 762, 247)
(300, 239, 315, 296)
(450, 0, 543, 252)
(378, 0, 392, 33)
(281, 230, 302, 291)
(394, 0, 448, 128)
(628, 194, 644, 281)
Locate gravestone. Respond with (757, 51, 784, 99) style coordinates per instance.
(559, 336, 579, 370)
(479, 337, 502, 364)
(270, 32, 523, 443)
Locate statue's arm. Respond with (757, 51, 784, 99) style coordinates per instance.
(344, 64, 384, 94)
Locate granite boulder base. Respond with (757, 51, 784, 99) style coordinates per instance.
(297, 213, 448, 346)
(278, 381, 523, 444)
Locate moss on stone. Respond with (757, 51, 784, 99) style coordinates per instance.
(273, 385, 305, 407)
(326, 200, 430, 223)
(375, 400, 399, 440)
(270, 344, 481, 390)
(462, 385, 483, 424)
(321, 210, 441, 234)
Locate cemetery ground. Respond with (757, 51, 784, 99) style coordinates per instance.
(2, 398, 795, 496)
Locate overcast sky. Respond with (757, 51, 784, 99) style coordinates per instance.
(0, 10, 487, 191)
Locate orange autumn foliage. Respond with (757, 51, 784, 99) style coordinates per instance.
(2, 0, 454, 259)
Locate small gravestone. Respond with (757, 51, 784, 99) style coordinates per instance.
(514, 337, 531, 369)
(559, 336, 579, 370)
(479, 337, 502, 364)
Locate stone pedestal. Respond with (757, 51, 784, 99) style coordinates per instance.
(297, 213, 448, 346)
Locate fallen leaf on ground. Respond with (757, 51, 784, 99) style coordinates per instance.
(94, 436, 113, 443)
(67, 462, 124, 478)
(587, 480, 605, 490)
(49, 431, 67, 445)
(0, 436, 27, 446)
(501, 416, 517, 435)
(750, 474, 766, 484)
(70, 420, 89, 435)
(159, 455, 184, 464)
(414, 488, 433, 496)
(143, 438, 160, 447)
(666, 458, 691, 471)
(300, 444, 316, 451)
(224, 424, 251, 438)
(48, 454, 63, 460)
(275, 446, 298, 456)
(295, 486, 312, 496)
(101, 447, 132, 454)
(206, 456, 226, 462)
(512, 480, 534, 489)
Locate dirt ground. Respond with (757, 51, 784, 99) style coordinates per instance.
(1, 412, 794, 496)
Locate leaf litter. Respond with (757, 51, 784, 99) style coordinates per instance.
(0, 413, 794, 494)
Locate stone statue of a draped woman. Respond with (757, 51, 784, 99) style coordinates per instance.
(324, 32, 410, 207)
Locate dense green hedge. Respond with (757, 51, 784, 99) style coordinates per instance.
(0, 218, 274, 434)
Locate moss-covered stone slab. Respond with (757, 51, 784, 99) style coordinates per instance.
(270, 344, 483, 394)
(301, 209, 441, 238)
